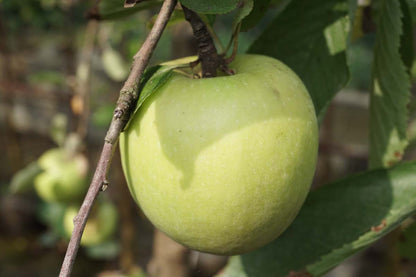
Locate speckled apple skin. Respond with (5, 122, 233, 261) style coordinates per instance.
(120, 54, 318, 255)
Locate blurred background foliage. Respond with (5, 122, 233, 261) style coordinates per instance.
(0, 0, 415, 277)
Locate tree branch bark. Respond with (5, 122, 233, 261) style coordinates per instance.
(58, 1, 177, 276)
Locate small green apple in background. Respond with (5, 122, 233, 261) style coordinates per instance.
(63, 199, 118, 246)
(34, 148, 88, 203)
(120, 54, 318, 255)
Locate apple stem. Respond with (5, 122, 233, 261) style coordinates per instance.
(224, 23, 240, 64)
(58, 1, 178, 276)
(181, 5, 233, 77)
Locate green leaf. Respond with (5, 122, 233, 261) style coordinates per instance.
(248, 0, 350, 121)
(232, 0, 254, 32)
(136, 66, 171, 108)
(241, 0, 271, 31)
(179, 0, 239, 14)
(221, 161, 416, 277)
(200, 14, 216, 27)
(369, 0, 410, 169)
(9, 162, 43, 194)
(399, 0, 415, 73)
(99, 0, 162, 20)
(124, 63, 189, 130)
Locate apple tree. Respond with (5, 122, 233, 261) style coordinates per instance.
(56, 0, 416, 276)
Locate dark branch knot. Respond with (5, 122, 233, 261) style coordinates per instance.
(114, 108, 124, 119)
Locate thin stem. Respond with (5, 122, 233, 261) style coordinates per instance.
(58, 1, 177, 276)
(75, 19, 98, 140)
(224, 23, 240, 64)
(223, 23, 240, 56)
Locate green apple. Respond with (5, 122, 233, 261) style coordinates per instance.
(63, 200, 118, 246)
(119, 54, 318, 255)
(34, 148, 88, 203)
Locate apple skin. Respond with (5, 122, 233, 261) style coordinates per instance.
(63, 200, 118, 246)
(119, 54, 318, 255)
(34, 148, 88, 203)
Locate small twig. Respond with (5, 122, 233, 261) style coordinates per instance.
(223, 23, 240, 56)
(74, 19, 98, 140)
(58, 0, 177, 276)
(224, 23, 240, 64)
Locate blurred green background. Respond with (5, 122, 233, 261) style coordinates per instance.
(1, 0, 414, 277)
